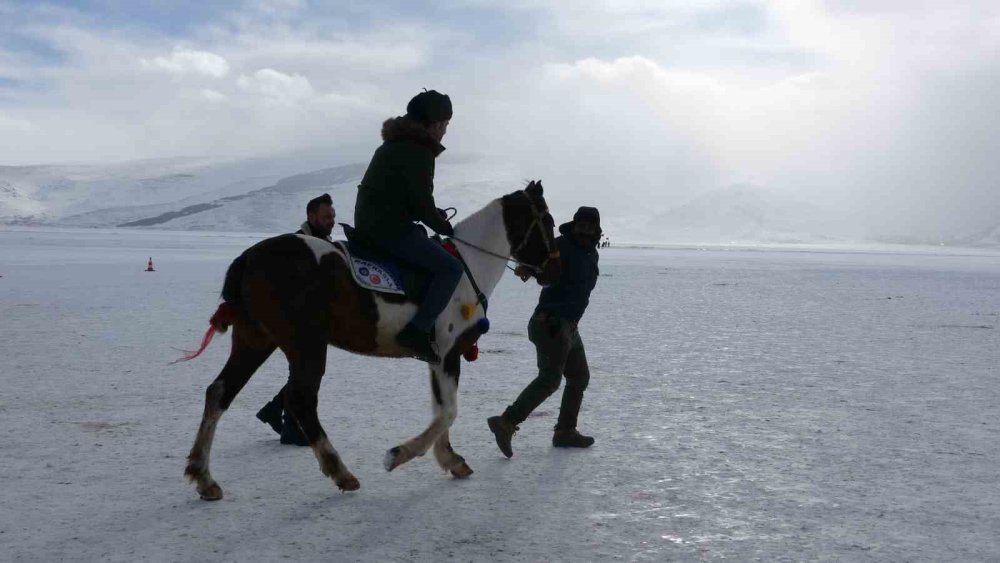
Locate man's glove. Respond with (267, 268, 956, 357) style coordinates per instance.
(437, 208, 449, 221)
(438, 221, 454, 237)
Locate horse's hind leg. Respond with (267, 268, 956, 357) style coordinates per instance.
(283, 339, 360, 492)
(185, 323, 274, 500)
(385, 363, 471, 477)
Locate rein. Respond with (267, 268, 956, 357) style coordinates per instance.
(448, 243, 489, 316)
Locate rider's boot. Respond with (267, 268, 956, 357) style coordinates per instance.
(396, 322, 441, 363)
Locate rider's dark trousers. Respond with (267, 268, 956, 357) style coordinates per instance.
(376, 224, 463, 333)
(503, 310, 590, 430)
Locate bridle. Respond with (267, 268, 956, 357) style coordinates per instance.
(449, 190, 560, 275)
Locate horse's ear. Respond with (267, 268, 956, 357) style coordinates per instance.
(526, 180, 543, 197)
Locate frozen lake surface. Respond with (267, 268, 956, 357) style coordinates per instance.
(1, 227, 999, 561)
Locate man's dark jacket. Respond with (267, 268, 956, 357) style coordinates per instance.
(354, 116, 451, 242)
(536, 236, 599, 323)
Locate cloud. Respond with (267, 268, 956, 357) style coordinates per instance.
(141, 47, 230, 78)
(236, 68, 314, 105)
(198, 89, 229, 103)
(226, 37, 428, 75)
(0, 113, 34, 134)
(1, 0, 999, 241)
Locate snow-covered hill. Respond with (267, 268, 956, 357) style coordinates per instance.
(0, 154, 527, 235)
(0, 153, 337, 225)
(5, 156, 998, 248)
(643, 185, 861, 245)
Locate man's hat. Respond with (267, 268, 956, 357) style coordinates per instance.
(559, 206, 602, 236)
(406, 90, 453, 125)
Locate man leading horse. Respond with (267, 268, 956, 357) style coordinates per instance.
(488, 206, 603, 456)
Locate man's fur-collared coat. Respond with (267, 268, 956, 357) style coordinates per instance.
(354, 116, 451, 241)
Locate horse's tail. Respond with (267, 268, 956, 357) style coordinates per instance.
(170, 255, 246, 364)
(220, 252, 247, 310)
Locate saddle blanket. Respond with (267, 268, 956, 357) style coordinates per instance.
(335, 242, 405, 295)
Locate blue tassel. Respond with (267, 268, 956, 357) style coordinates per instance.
(476, 317, 491, 334)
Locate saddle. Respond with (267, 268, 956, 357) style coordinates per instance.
(337, 224, 436, 301)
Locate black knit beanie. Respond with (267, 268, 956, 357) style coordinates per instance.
(405, 90, 453, 125)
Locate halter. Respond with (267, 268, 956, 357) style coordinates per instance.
(449, 190, 560, 275)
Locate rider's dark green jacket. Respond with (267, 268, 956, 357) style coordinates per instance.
(354, 116, 452, 242)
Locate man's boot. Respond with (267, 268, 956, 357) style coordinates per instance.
(255, 398, 283, 436)
(396, 323, 440, 363)
(552, 428, 594, 448)
(280, 412, 310, 446)
(487, 415, 519, 458)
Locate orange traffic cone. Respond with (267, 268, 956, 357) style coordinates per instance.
(145, 257, 156, 272)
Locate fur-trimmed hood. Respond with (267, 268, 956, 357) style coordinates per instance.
(380, 116, 445, 157)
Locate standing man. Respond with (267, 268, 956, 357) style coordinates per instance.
(255, 193, 336, 446)
(487, 207, 602, 457)
(353, 89, 461, 363)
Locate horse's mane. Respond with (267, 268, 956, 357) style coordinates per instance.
(456, 185, 531, 229)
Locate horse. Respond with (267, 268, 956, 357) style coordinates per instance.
(182, 181, 561, 500)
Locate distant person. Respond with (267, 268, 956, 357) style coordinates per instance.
(487, 206, 602, 457)
(353, 89, 461, 363)
(255, 193, 337, 446)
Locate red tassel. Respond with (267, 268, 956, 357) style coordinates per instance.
(170, 324, 218, 364)
(463, 342, 479, 362)
(209, 302, 238, 332)
(170, 302, 237, 365)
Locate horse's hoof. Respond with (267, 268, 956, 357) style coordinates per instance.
(336, 475, 360, 492)
(450, 462, 474, 479)
(199, 484, 223, 501)
(384, 446, 407, 472)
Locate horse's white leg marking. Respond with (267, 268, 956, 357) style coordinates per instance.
(311, 435, 357, 488)
(384, 365, 458, 471)
(432, 426, 465, 472)
(312, 435, 347, 477)
(185, 382, 225, 498)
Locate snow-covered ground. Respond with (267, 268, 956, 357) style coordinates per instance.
(1, 227, 999, 561)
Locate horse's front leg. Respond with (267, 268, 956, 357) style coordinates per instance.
(433, 428, 473, 478)
(384, 362, 469, 476)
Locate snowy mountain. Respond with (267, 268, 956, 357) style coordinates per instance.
(0, 153, 526, 235)
(5, 156, 996, 248)
(642, 185, 860, 245)
(0, 153, 337, 225)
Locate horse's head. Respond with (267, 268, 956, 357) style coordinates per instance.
(501, 180, 562, 286)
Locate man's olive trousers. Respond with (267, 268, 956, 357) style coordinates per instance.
(503, 310, 590, 430)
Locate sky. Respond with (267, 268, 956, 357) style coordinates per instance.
(1, 1, 998, 238)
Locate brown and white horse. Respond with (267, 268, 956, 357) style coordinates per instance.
(183, 181, 560, 500)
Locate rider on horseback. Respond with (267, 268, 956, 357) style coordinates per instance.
(354, 90, 461, 363)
